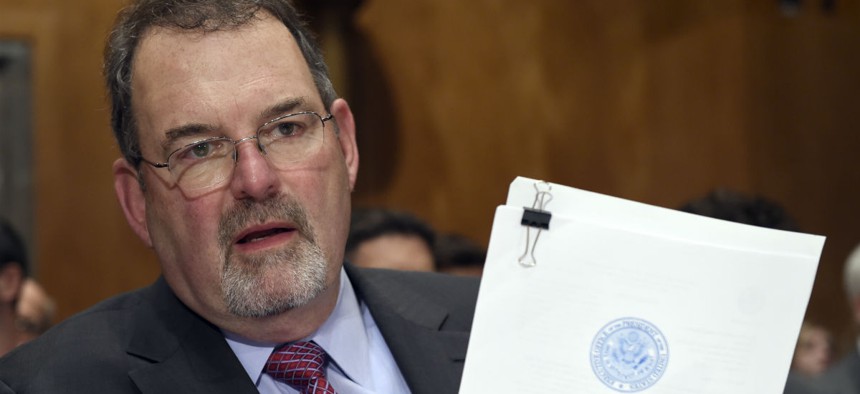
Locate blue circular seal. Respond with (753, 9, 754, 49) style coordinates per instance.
(590, 317, 669, 392)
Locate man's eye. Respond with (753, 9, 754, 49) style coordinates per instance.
(176, 140, 225, 163)
(275, 122, 301, 137)
(190, 142, 212, 158)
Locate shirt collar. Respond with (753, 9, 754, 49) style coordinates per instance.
(223, 267, 372, 386)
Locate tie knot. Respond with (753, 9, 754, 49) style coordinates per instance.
(265, 341, 337, 394)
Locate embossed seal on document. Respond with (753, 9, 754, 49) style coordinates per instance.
(590, 317, 669, 392)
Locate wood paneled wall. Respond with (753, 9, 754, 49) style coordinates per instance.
(2, 0, 859, 351)
(0, 0, 160, 324)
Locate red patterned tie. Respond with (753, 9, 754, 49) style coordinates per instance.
(265, 341, 337, 394)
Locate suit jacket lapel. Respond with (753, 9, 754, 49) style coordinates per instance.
(346, 264, 470, 394)
(125, 278, 258, 394)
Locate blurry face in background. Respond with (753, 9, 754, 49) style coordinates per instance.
(791, 323, 832, 377)
(349, 234, 435, 272)
(118, 13, 358, 328)
(16, 279, 54, 345)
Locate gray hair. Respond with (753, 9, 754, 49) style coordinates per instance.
(104, 0, 338, 166)
(844, 243, 860, 299)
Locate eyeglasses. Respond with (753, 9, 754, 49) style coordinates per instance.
(140, 111, 334, 191)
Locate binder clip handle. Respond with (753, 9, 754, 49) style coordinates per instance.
(518, 181, 553, 267)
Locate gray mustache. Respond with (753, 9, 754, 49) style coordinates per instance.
(218, 194, 315, 249)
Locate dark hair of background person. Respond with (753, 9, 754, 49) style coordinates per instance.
(346, 208, 436, 261)
(104, 0, 338, 168)
(434, 233, 486, 276)
(678, 188, 799, 232)
(0, 218, 28, 277)
(679, 188, 837, 389)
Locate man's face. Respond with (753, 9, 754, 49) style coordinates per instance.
(350, 234, 436, 272)
(120, 14, 358, 328)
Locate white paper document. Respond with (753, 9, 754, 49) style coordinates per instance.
(460, 177, 825, 394)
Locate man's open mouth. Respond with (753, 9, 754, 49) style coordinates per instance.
(236, 227, 295, 245)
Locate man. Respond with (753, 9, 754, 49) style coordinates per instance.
(0, 219, 26, 356)
(0, 1, 479, 393)
(433, 233, 486, 277)
(14, 279, 55, 345)
(346, 208, 437, 272)
(791, 321, 833, 378)
(679, 188, 799, 232)
(679, 189, 825, 394)
(810, 243, 860, 394)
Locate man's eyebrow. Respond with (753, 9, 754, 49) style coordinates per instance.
(259, 97, 308, 121)
(158, 98, 310, 150)
(161, 123, 218, 151)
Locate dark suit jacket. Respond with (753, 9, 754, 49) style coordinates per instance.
(0, 264, 480, 394)
(784, 371, 825, 394)
(812, 352, 860, 394)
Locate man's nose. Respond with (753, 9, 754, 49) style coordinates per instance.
(229, 138, 279, 200)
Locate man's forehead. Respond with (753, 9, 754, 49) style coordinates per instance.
(129, 14, 319, 146)
(134, 14, 299, 68)
(130, 14, 311, 101)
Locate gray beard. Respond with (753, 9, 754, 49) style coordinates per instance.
(218, 195, 329, 318)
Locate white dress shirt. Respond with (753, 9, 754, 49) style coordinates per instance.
(224, 267, 411, 393)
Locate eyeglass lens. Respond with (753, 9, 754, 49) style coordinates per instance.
(167, 112, 327, 191)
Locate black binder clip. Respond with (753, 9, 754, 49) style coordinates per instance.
(521, 208, 551, 230)
(518, 181, 552, 267)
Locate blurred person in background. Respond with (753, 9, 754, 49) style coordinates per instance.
(812, 244, 860, 394)
(346, 208, 436, 272)
(679, 189, 827, 394)
(791, 321, 833, 377)
(434, 233, 485, 277)
(15, 278, 55, 345)
(0, 219, 27, 356)
(679, 188, 799, 232)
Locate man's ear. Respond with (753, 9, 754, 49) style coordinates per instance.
(330, 98, 359, 191)
(0, 263, 22, 304)
(113, 158, 153, 247)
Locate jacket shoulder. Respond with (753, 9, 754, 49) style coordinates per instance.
(346, 265, 480, 329)
(0, 284, 155, 392)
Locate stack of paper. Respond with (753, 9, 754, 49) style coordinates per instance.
(460, 177, 825, 393)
